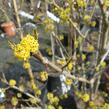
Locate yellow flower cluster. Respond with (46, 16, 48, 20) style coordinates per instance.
(47, 92, 54, 100)
(74, 37, 83, 49)
(89, 101, 109, 109)
(95, 66, 99, 72)
(58, 106, 63, 109)
(23, 61, 30, 69)
(100, 61, 106, 68)
(60, 93, 68, 99)
(13, 34, 39, 61)
(31, 83, 41, 96)
(102, 103, 109, 109)
(59, 35, 64, 41)
(75, 91, 82, 98)
(89, 101, 97, 109)
(43, 18, 55, 32)
(46, 48, 52, 56)
(104, 0, 109, 7)
(75, 92, 90, 102)
(20, 34, 39, 53)
(59, 8, 70, 22)
(87, 44, 95, 52)
(11, 96, 18, 106)
(82, 54, 86, 61)
(47, 105, 55, 109)
(48, 105, 62, 109)
(14, 44, 30, 60)
(77, 0, 86, 8)
(56, 59, 66, 65)
(47, 92, 59, 105)
(67, 62, 73, 71)
(81, 93, 90, 102)
(32, 83, 38, 90)
(54, 6, 70, 23)
(39, 71, 48, 82)
(9, 79, 16, 87)
(83, 15, 91, 22)
(35, 89, 41, 96)
(91, 21, 96, 27)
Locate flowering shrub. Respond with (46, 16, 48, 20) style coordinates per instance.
(0, 0, 109, 109)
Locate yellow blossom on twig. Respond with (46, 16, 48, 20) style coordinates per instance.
(39, 71, 48, 82)
(9, 79, 16, 87)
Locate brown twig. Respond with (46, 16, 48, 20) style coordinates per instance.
(32, 51, 91, 84)
(12, 0, 23, 39)
(50, 34, 55, 63)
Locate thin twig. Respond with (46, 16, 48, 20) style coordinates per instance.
(12, 0, 23, 39)
(32, 51, 91, 84)
(50, 34, 55, 63)
(0, 76, 41, 103)
(52, 32, 70, 57)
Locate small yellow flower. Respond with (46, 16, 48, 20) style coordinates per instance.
(54, 7, 58, 12)
(43, 18, 55, 32)
(47, 105, 55, 109)
(102, 92, 108, 97)
(54, 96, 59, 104)
(35, 89, 41, 96)
(63, 93, 68, 99)
(91, 21, 96, 27)
(47, 92, 59, 105)
(65, 78, 72, 86)
(78, 37, 83, 43)
(88, 44, 95, 52)
(82, 54, 86, 61)
(83, 15, 91, 21)
(60, 8, 70, 22)
(89, 101, 95, 107)
(102, 103, 109, 109)
(58, 106, 63, 109)
(57, 59, 66, 65)
(95, 66, 99, 72)
(104, 0, 109, 7)
(32, 83, 38, 90)
(75, 91, 82, 98)
(23, 61, 30, 69)
(77, 0, 86, 7)
(9, 79, 16, 87)
(59, 35, 64, 41)
(100, 61, 106, 68)
(46, 48, 52, 56)
(47, 92, 54, 100)
(11, 96, 18, 106)
(67, 62, 73, 71)
(82, 93, 90, 102)
(50, 96, 59, 105)
(89, 101, 97, 109)
(39, 71, 48, 81)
